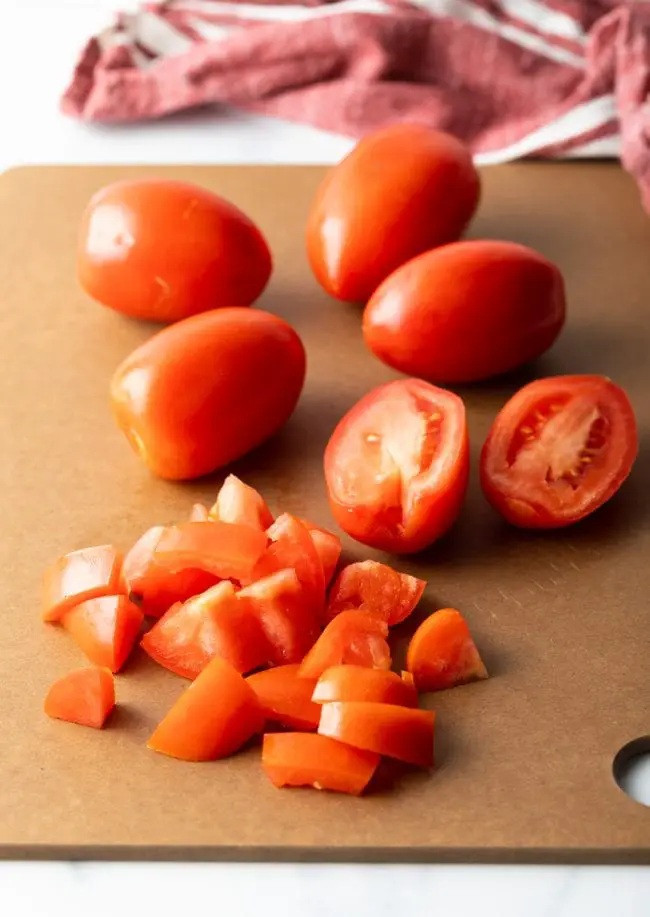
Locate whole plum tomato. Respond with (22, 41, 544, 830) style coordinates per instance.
(306, 125, 480, 303)
(363, 240, 566, 384)
(78, 179, 272, 321)
(110, 308, 305, 480)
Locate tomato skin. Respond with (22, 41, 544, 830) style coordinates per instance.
(324, 379, 469, 553)
(307, 125, 480, 303)
(78, 179, 272, 321)
(363, 240, 566, 383)
(110, 308, 306, 480)
(480, 375, 638, 528)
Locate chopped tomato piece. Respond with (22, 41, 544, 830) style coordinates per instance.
(247, 665, 320, 730)
(189, 503, 209, 522)
(42, 544, 124, 623)
(44, 667, 115, 729)
(122, 526, 218, 619)
(300, 522, 342, 587)
(252, 514, 325, 613)
(406, 608, 488, 692)
(153, 521, 267, 582)
(239, 570, 319, 665)
(299, 611, 390, 679)
(262, 733, 379, 795)
(319, 701, 435, 768)
(325, 379, 469, 553)
(148, 657, 264, 761)
(312, 665, 418, 707)
(209, 474, 274, 531)
(325, 560, 425, 626)
(62, 595, 143, 673)
(141, 581, 270, 679)
(480, 375, 638, 528)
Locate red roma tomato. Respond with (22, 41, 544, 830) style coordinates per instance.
(306, 125, 480, 303)
(325, 560, 425, 626)
(110, 308, 306, 480)
(363, 240, 566, 384)
(480, 375, 638, 528)
(78, 179, 272, 322)
(324, 379, 469, 553)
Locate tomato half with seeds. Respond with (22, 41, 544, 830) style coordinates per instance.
(480, 375, 638, 528)
(324, 379, 469, 553)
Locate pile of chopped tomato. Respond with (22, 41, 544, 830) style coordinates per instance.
(41, 474, 488, 795)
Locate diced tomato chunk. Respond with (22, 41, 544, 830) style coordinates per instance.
(252, 514, 325, 613)
(406, 608, 488, 692)
(122, 526, 219, 619)
(44, 667, 115, 729)
(209, 474, 273, 531)
(299, 611, 390, 679)
(42, 544, 124, 623)
(326, 560, 425, 626)
(312, 665, 418, 707)
(319, 701, 435, 767)
(247, 665, 320, 730)
(299, 521, 342, 587)
(153, 521, 267, 582)
(262, 732, 379, 795)
(62, 595, 143, 673)
(141, 581, 270, 679)
(148, 658, 264, 761)
(239, 569, 319, 665)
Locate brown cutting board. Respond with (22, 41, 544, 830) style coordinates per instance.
(0, 163, 648, 863)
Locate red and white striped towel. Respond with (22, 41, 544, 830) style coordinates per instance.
(62, 1, 650, 209)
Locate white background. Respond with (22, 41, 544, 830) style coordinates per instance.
(0, 1, 648, 914)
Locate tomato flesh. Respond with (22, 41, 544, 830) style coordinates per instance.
(262, 733, 379, 795)
(239, 569, 319, 665)
(62, 595, 144, 673)
(42, 544, 125, 623)
(44, 667, 115, 729)
(406, 608, 488, 692)
(325, 379, 469, 553)
(252, 514, 325, 614)
(480, 375, 638, 528)
(299, 610, 390, 679)
(209, 474, 273, 531)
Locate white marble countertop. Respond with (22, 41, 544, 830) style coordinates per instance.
(1, 1, 649, 914)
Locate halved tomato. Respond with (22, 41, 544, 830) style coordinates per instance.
(209, 474, 274, 531)
(480, 375, 638, 528)
(239, 569, 319, 665)
(325, 560, 425, 626)
(252, 514, 325, 614)
(325, 379, 469, 553)
(247, 665, 320, 730)
(141, 581, 270, 678)
(122, 526, 219, 619)
(299, 611, 390, 679)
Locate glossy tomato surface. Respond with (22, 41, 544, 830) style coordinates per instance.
(363, 240, 566, 383)
(78, 179, 272, 321)
(480, 375, 638, 528)
(325, 379, 469, 553)
(110, 308, 306, 480)
(306, 125, 480, 303)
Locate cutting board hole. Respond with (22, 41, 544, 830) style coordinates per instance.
(613, 737, 650, 807)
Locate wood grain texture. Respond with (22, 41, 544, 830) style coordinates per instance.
(0, 163, 648, 862)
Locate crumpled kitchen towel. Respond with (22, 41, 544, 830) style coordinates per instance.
(62, 0, 650, 210)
